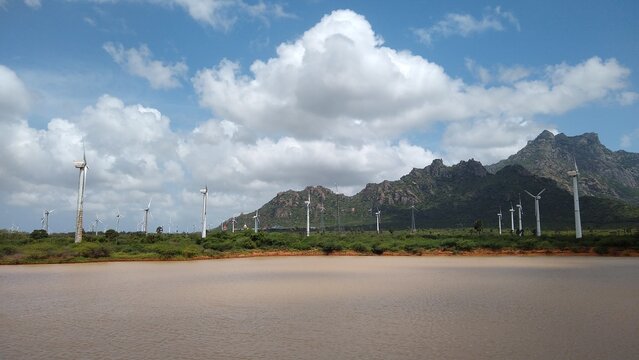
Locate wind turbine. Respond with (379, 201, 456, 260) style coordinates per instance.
(509, 203, 515, 233)
(42, 209, 55, 234)
(304, 192, 311, 237)
(497, 207, 502, 235)
(319, 204, 325, 233)
(142, 199, 151, 234)
(200, 185, 208, 239)
(231, 216, 237, 233)
(94, 214, 103, 236)
(516, 195, 523, 236)
(410, 203, 416, 233)
(253, 210, 260, 233)
(115, 208, 122, 233)
(335, 183, 341, 233)
(524, 189, 546, 237)
(73, 145, 88, 243)
(375, 209, 381, 234)
(567, 161, 582, 239)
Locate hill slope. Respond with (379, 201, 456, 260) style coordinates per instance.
(486, 131, 639, 205)
(227, 159, 639, 232)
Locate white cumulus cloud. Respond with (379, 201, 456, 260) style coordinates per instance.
(104, 42, 188, 89)
(414, 6, 520, 45)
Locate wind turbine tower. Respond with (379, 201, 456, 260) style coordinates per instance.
(375, 209, 381, 234)
(516, 195, 523, 236)
(115, 208, 122, 233)
(567, 161, 582, 239)
(142, 199, 151, 234)
(42, 209, 55, 234)
(200, 186, 208, 239)
(253, 210, 259, 233)
(497, 207, 502, 235)
(410, 204, 416, 233)
(73, 147, 88, 243)
(305, 192, 311, 237)
(525, 189, 546, 237)
(94, 214, 103, 236)
(231, 216, 237, 233)
(509, 203, 515, 233)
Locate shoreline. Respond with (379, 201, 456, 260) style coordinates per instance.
(2, 248, 638, 265)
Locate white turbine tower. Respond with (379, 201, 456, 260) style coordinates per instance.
(375, 209, 381, 234)
(410, 204, 416, 233)
(525, 189, 546, 237)
(231, 217, 237, 233)
(516, 195, 523, 236)
(200, 185, 208, 239)
(73, 146, 88, 243)
(509, 203, 515, 233)
(42, 209, 55, 234)
(305, 192, 311, 237)
(567, 161, 582, 239)
(94, 214, 103, 236)
(497, 207, 502, 235)
(142, 199, 151, 234)
(253, 210, 260, 233)
(115, 208, 122, 233)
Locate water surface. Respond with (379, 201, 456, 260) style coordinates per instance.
(1, 257, 638, 359)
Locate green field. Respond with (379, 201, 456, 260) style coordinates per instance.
(1, 227, 638, 265)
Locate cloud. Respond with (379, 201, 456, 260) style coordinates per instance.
(103, 42, 188, 89)
(620, 128, 639, 149)
(193, 10, 633, 146)
(24, 0, 41, 9)
(441, 118, 555, 164)
(0, 65, 30, 121)
(465, 58, 492, 84)
(414, 6, 520, 45)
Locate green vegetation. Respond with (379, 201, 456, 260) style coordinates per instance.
(1, 227, 638, 264)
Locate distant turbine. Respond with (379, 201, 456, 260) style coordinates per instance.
(253, 210, 260, 233)
(509, 203, 515, 233)
(375, 209, 381, 234)
(567, 161, 582, 239)
(73, 145, 88, 243)
(94, 214, 103, 236)
(42, 209, 55, 234)
(497, 207, 502, 235)
(115, 208, 122, 233)
(516, 195, 523, 236)
(524, 189, 546, 237)
(200, 185, 208, 239)
(142, 199, 152, 234)
(335, 183, 341, 233)
(410, 203, 416, 233)
(304, 192, 311, 237)
(319, 204, 325, 233)
(231, 216, 237, 233)
(168, 216, 172, 234)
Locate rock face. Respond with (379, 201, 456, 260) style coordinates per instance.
(486, 131, 639, 205)
(225, 131, 639, 231)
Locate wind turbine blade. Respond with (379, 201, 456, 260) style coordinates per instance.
(524, 190, 535, 198)
(538, 188, 546, 196)
(148, 198, 152, 209)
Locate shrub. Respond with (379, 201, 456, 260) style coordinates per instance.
(455, 239, 477, 252)
(74, 242, 111, 258)
(371, 243, 386, 255)
(351, 242, 369, 253)
(321, 242, 342, 255)
(30, 230, 48, 240)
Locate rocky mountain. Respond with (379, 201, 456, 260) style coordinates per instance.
(486, 130, 639, 205)
(226, 156, 639, 232)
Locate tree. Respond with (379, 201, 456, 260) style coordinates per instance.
(156, 226, 163, 234)
(30, 229, 48, 239)
(473, 219, 483, 234)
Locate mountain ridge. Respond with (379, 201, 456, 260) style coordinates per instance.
(225, 131, 639, 231)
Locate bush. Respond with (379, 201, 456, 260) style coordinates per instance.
(74, 242, 111, 258)
(351, 242, 369, 253)
(105, 229, 118, 240)
(321, 242, 342, 255)
(455, 239, 477, 252)
(371, 243, 386, 255)
(30, 229, 48, 240)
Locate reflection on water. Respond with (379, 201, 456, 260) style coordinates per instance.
(1, 257, 638, 359)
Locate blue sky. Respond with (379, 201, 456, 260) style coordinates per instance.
(0, 0, 637, 232)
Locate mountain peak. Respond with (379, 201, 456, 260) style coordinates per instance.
(536, 129, 556, 141)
